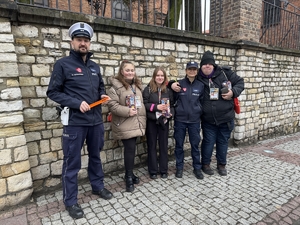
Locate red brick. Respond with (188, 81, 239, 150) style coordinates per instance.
(278, 221, 289, 225)
(82, 196, 92, 203)
(283, 216, 293, 224)
(0, 211, 13, 219)
(37, 205, 47, 212)
(29, 219, 42, 225)
(115, 187, 123, 192)
(27, 206, 37, 215)
(288, 200, 299, 208)
(47, 201, 58, 209)
(0, 214, 27, 225)
(37, 211, 49, 218)
(289, 213, 299, 220)
(292, 208, 300, 216)
(294, 197, 300, 203)
(13, 207, 26, 216)
(270, 212, 281, 221)
(277, 209, 289, 217)
(48, 208, 60, 215)
(262, 217, 275, 223)
(282, 205, 293, 214)
(27, 213, 39, 222)
(110, 183, 122, 189)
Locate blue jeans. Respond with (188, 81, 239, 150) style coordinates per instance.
(201, 120, 234, 165)
(174, 121, 201, 170)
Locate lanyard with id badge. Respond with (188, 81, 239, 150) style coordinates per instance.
(155, 88, 168, 124)
(125, 84, 142, 109)
(209, 78, 219, 100)
(155, 88, 171, 123)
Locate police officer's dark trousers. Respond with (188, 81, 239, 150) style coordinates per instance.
(62, 124, 105, 207)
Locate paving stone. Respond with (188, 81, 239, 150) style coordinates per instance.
(2, 133, 300, 224)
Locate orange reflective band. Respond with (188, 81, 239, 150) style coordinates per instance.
(89, 97, 109, 108)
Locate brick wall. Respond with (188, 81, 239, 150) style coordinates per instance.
(0, 1, 300, 210)
(219, 0, 262, 41)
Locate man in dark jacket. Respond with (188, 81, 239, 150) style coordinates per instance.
(47, 22, 113, 219)
(170, 51, 244, 177)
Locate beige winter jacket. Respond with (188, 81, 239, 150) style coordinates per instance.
(107, 77, 146, 140)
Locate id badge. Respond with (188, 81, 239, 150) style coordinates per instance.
(210, 88, 219, 100)
(135, 96, 142, 108)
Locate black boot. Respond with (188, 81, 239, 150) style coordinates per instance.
(125, 171, 134, 192)
(132, 173, 140, 184)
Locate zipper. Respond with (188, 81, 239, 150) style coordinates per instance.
(85, 62, 96, 125)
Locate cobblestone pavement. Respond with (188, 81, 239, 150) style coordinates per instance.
(1, 133, 300, 225)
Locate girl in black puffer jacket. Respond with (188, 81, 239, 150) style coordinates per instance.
(143, 67, 174, 179)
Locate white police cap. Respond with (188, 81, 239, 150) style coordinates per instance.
(68, 22, 93, 39)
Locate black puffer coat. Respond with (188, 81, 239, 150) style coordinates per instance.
(142, 85, 174, 121)
(197, 66, 244, 125)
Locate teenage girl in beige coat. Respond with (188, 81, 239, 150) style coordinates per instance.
(107, 60, 146, 192)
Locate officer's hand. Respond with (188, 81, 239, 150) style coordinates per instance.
(171, 82, 181, 92)
(80, 101, 90, 113)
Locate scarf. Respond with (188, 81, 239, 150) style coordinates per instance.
(199, 69, 215, 79)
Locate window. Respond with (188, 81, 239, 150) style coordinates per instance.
(17, 0, 48, 6)
(112, 0, 131, 21)
(263, 0, 281, 26)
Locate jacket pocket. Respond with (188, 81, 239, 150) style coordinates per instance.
(113, 117, 126, 127)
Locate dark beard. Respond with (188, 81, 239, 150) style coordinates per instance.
(80, 52, 87, 57)
(74, 49, 88, 56)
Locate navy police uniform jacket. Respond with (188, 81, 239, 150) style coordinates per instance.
(173, 76, 204, 123)
(47, 50, 106, 126)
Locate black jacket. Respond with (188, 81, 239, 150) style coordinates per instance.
(142, 85, 174, 121)
(173, 76, 204, 123)
(47, 50, 106, 126)
(197, 66, 244, 125)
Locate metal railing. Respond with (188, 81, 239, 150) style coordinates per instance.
(260, 0, 300, 50)
(14, 0, 300, 50)
(15, 0, 222, 36)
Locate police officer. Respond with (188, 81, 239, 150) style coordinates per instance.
(47, 22, 113, 219)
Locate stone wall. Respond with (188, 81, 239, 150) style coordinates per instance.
(0, 1, 300, 210)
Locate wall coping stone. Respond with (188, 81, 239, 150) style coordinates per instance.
(0, 1, 299, 57)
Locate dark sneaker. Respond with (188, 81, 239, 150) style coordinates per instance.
(92, 188, 113, 200)
(202, 164, 214, 175)
(217, 164, 227, 176)
(66, 203, 84, 219)
(161, 173, 168, 179)
(150, 174, 157, 179)
(193, 169, 204, 179)
(175, 169, 183, 178)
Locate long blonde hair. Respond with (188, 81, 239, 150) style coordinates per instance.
(149, 67, 168, 93)
(116, 60, 142, 90)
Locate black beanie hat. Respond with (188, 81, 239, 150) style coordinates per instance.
(200, 51, 216, 67)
